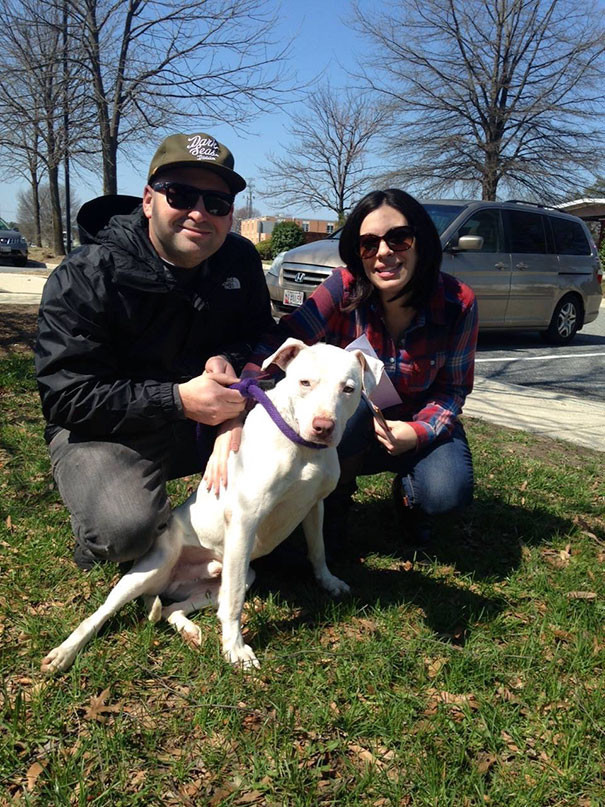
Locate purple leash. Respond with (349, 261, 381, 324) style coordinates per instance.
(230, 378, 328, 450)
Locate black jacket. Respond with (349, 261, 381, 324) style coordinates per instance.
(35, 197, 273, 441)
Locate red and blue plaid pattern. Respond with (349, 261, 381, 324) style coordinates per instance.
(246, 268, 478, 449)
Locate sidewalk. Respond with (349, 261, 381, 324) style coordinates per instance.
(1, 268, 603, 453)
(0, 272, 48, 305)
(464, 376, 605, 453)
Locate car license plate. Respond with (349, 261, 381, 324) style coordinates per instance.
(283, 289, 304, 306)
(0, 245, 10, 253)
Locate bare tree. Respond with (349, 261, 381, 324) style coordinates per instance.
(61, 0, 292, 195)
(232, 204, 260, 234)
(351, 0, 605, 201)
(17, 184, 81, 248)
(260, 84, 382, 221)
(0, 0, 94, 253)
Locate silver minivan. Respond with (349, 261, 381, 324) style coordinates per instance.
(265, 200, 602, 344)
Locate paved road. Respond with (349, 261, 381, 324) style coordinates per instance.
(475, 305, 605, 404)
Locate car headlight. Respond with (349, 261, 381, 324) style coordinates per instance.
(267, 251, 285, 278)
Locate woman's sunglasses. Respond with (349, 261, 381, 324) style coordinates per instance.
(359, 225, 415, 259)
(151, 181, 234, 217)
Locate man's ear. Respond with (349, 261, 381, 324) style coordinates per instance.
(142, 185, 153, 221)
(351, 350, 384, 395)
(261, 338, 308, 371)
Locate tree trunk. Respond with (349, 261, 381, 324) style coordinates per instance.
(481, 148, 499, 201)
(102, 134, 118, 196)
(28, 170, 42, 248)
(48, 163, 65, 254)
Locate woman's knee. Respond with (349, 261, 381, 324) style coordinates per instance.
(404, 430, 474, 515)
(413, 473, 474, 516)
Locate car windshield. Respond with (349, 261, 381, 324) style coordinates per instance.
(422, 203, 467, 235)
(0, 218, 11, 230)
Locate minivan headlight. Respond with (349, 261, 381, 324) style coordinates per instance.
(267, 251, 285, 278)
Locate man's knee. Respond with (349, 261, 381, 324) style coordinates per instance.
(73, 501, 169, 564)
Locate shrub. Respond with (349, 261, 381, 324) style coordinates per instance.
(255, 240, 274, 261)
(270, 221, 304, 257)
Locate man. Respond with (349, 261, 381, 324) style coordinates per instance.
(35, 132, 274, 569)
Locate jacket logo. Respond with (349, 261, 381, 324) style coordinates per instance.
(223, 277, 241, 290)
(294, 272, 306, 284)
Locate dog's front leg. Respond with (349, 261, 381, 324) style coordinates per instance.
(41, 531, 180, 674)
(216, 516, 260, 669)
(303, 500, 350, 596)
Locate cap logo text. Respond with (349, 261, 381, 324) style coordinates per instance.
(187, 135, 220, 162)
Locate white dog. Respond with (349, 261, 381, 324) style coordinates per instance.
(41, 339, 383, 672)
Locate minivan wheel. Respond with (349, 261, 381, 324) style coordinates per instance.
(540, 294, 582, 345)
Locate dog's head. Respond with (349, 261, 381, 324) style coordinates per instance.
(261, 339, 384, 447)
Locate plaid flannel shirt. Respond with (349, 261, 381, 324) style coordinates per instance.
(246, 268, 478, 449)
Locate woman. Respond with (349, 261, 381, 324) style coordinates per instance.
(207, 188, 478, 550)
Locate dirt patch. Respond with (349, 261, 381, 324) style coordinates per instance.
(0, 305, 39, 358)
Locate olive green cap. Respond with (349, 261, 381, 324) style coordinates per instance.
(147, 132, 246, 193)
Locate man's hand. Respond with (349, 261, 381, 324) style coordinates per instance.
(373, 418, 418, 455)
(178, 357, 244, 425)
(202, 415, 245, 496)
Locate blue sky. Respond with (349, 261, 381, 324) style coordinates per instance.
(0, 0, 366, 224)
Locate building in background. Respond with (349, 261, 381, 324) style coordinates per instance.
(240, 215, 337, 245)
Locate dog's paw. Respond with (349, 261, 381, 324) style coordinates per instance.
(318, 573, 351, 598)
(177, 620, 202, 648)
(223, 643, 261, 670)
(146, 595, 163, 623)
(41, 645, 77, 674)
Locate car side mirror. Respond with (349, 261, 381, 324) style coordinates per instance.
(455, 235, 484, 251)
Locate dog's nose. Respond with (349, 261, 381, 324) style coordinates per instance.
(312, 417, 335, 439)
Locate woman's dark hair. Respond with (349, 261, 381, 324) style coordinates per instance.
(338, 188, 442, 311)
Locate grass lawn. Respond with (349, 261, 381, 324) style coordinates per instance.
(1, 353, 603, 806)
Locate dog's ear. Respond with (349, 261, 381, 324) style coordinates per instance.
(351, 350, 384, 395)
(261, 338, 308, 371)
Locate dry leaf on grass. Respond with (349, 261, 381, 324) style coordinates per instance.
(83, 688, 123, 723)
(474, 752, 498, 775)
(424, 657, 448, 679)
(566, 591, 597, 600)
(26, 761, 46, 792)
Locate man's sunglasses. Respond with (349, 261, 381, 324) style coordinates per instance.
(359, 225, 415, 259)
(151, 181, 234, 216)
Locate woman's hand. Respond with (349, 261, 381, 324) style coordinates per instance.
(373, 418, 418, 455)
(202, 414, 245, 496)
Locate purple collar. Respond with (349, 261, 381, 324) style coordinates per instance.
(231, 378, 328, 450)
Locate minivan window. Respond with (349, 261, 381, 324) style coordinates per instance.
(423, 204, 467, 235)
(454, 209, 503, 252)
(506, 210, 548, 253)
(550, 216, 591, 256)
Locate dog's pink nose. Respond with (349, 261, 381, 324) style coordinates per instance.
(312, 417, 335, 438)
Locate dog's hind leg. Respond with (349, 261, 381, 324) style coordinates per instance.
(303, 501, 350, 596)
(41, 531, 181, 674)
(162, 579, 221, 647)
(162, 567, 255, 648)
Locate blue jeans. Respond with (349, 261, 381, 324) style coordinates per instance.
(336, 400, 474, 516)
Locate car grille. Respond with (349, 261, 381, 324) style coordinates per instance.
(282, 265, 330, 289)
(0, 237, 21, 246)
